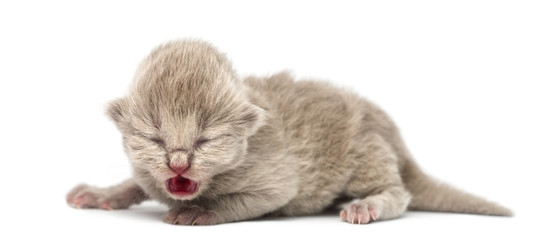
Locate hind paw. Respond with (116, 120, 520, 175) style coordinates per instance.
(340, 202, 379, 224)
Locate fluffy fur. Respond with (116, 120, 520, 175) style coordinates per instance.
(67, 39, 512, 225)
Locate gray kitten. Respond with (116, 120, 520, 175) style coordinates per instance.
(66, 40, 512, 225)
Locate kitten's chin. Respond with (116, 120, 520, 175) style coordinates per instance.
(165, 175, 200, 199)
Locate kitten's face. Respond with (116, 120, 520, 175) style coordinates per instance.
(106, 40, 265, 200)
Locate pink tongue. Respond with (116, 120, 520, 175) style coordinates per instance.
(167, 176, 196, 195)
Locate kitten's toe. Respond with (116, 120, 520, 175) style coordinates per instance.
(164, 206, 218, 225)
(99, 202, 114, 210)
(66, 184, 89, 205)
(70, 189, 102, 209)
(341, 202, 379, 224)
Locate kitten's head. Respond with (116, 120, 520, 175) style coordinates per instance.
(107, 40, 266, 200)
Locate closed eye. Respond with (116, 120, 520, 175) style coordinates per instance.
(150, 137, 166, 147)
(194, 134, 234, 149)
(194, 138, 209, 149)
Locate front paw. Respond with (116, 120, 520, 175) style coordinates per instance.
(163, 206, 219, 225)
(66, 184, 122, 210)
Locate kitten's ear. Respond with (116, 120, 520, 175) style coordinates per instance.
(106, 98, 127, 124)
(238, 104, 268, 136)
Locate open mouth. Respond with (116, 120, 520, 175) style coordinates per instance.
(165, 175, 199, 196)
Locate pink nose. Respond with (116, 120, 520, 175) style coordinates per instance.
(169, 163, 190, 174)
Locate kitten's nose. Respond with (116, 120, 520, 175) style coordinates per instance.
(168, 163, 190, 174)
(168, 150, 189, 174)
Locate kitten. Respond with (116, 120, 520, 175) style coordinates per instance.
(66, 39, 512, 225)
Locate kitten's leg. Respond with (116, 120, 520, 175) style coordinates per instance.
(341, 134, 411, 224)
(164, 191, 295, 225)
(66, 179, 149, 210)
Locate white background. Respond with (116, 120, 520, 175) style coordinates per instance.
(1, 0, 554, 239)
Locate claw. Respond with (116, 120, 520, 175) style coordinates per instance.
(370, 212, 376, 221)
(102, 203, 114, 211)
(192, 218, 198, 226)
(173, 219, 179, 225)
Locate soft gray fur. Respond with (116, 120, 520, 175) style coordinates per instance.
(67, 40, 512, 225)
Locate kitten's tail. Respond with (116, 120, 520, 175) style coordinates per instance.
(402, 160, 513, 216)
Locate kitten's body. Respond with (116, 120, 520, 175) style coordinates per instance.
(67, 40, 511, 225)
(245, 74, 407, 217)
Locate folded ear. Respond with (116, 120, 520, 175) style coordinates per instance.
(237, 104, 268, 137)
(106, 98, 127, 125)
